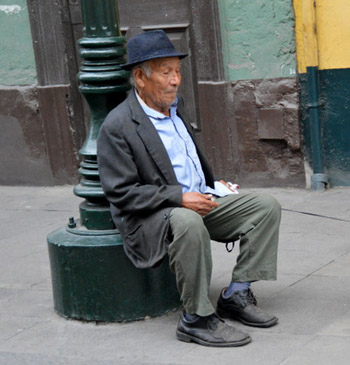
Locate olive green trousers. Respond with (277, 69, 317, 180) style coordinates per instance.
(168, 193, 281, 316)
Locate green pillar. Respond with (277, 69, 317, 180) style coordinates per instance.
(47, 0, 180, 322)
(306, 67, 328, 191)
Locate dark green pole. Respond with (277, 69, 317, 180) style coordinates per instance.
(47, 0, 180, 322)
(72, 0, 129, 230)
(306, 66, 328, 191)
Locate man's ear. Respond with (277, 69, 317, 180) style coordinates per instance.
(133, 68, 146, 89)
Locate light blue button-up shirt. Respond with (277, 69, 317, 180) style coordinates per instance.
(136, 91, 228, 197)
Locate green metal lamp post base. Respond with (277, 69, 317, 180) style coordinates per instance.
(47, 223, 181, 322)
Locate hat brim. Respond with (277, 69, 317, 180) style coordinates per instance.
(120, 52, 188, 71)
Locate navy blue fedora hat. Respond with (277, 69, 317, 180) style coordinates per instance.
(121, 30, 187, 71)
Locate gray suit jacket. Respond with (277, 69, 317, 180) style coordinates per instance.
(97, 90, 215, 268)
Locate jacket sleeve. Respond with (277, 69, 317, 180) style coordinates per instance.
(97, 115, 183, 215)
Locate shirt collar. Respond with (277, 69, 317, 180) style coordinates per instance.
(135, 89, 178, 120)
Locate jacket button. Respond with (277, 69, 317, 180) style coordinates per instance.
(164, 213, 168, 219)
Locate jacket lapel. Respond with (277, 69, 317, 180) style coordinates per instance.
(127, 91, 179, 185)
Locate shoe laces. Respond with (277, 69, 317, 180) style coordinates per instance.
(246, 289, 257, 306)
(208, 313, 224, 330)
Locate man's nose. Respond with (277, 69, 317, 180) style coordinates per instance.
(169, 72, 181, 86)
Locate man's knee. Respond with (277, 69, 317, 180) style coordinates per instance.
(169, 208, 209, 249)
(256, 194, 281, 220)
(170, 208, 204, 231)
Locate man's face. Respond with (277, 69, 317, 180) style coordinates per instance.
(134, 57, 181, 115)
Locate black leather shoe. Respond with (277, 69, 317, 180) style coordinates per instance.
(216, 288, 278, 328)
(176, 312, 251, 347)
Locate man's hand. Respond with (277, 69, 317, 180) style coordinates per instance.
(182, 192, 219, 216)
(219, 179, 239, 193)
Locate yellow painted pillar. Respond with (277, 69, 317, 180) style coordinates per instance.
(293, 0, 326, 190)
(316, 0, 350, 71)
(293, 0, 350, 187)
(294, 0, 318, 73)
(294, 0, 350, 72)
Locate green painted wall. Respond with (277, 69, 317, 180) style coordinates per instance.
(0, 0, 36, 85)
(218, 0, 297, 81)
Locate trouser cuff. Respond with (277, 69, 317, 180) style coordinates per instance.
(232, 270, 277, 283)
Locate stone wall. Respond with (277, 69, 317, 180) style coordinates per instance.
(198, 77, 305, 187)
(204, 0, 305, 187)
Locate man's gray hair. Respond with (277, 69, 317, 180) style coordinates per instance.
(129, 61, 152, 86)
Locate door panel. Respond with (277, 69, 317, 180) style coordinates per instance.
(118, 0, 191, 26)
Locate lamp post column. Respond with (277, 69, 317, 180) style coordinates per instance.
(72, 0, 129, 230)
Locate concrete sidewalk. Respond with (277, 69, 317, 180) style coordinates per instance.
(0, 185, 349, 364)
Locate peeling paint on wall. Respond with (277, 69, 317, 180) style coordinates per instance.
(0, 1, 36, 85)
(217, 0, 297, 81)
(0, 5, 22, 14)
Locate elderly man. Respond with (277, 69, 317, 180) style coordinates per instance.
(97, 30, 281, 347)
